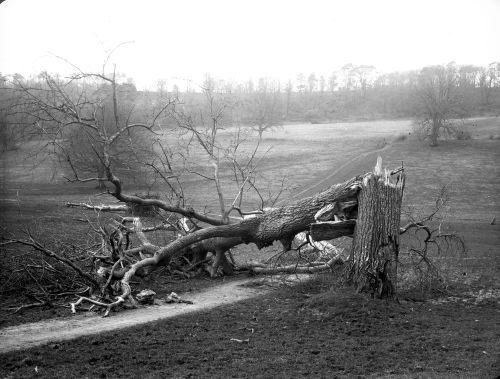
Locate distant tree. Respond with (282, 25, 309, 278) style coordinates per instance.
(245, 79, 254, 93)
(0, 74, 33, 152)
(156, 79, 168, 97)
(284, 79, 293, 119)
(243, 78, 282, 138)
(458, 65, 481, 88)
(351, 65, 376, 97)
(340, 64, 355, 90)
(172, 84, 180, 96)
(307, 73, 317, 92)
(328, 72, 338, 93)
(478, 62, 500, 105)
(296, 73, 306, 93)
(0, 74, 15, 151)
(414, 64, 464, 146)
(319, 75, 326, 93)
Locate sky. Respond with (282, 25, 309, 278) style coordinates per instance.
(0, 0, 499, 89)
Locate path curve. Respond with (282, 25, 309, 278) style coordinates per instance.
(0, 275, 307, 354)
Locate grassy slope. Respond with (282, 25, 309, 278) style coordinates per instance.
(1, 117, 499, 377)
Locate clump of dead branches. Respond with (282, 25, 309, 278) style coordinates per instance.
(398, 186, 465, 295)
(0, 229, 98, 314)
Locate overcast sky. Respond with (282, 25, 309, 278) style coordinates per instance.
(1, 0, 499, 89)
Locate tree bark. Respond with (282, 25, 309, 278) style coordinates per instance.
(346, 160, 405, 298)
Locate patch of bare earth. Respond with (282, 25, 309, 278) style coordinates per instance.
(0, 275, 308, 354)
(0, 273, 499, 378)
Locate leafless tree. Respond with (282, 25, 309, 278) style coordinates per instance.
(242, 78, 283, 138)
(413, 63, 465, 146)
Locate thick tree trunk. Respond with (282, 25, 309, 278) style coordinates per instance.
(346, 159, 405, 298)
(430, 118, 440, 146)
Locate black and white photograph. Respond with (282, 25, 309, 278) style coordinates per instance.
(0, 0, 499, 377)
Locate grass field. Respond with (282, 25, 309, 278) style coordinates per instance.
(1, 117, 499, 377)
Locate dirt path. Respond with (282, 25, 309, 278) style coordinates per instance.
(0, 275, 307, 354)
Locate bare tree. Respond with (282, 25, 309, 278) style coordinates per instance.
(0, 73, 34, 152)
(242, 78, 283, 138)
(307, 73, 318, 93)
(351, 65, 376, 98)
(318, 75, 325, 94)
(478, 61, 500, 106)
(296, 73, 306, 93)
(413, 64, 464, 146)
(328, 72, 338, 93)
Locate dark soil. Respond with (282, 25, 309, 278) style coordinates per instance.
(1, 272, 499, 378)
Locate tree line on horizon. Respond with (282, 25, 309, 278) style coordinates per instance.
(1, 61, 499, 153)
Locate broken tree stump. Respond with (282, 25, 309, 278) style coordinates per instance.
(346, 157, 405, 298)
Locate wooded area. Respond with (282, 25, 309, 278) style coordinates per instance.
(1, 62, 500, 152)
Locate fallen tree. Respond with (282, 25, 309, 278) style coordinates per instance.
(3, 62, 413, 316)
(62, 157, 403, 315)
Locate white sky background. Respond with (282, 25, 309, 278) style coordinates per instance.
(0, 0, 499, 90)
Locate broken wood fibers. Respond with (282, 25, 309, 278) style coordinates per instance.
(347, 158, 405, 297)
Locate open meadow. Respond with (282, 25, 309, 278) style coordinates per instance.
(1, 117, 499, 378)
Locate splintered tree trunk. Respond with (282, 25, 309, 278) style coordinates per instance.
(346, 159, 405, 298)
